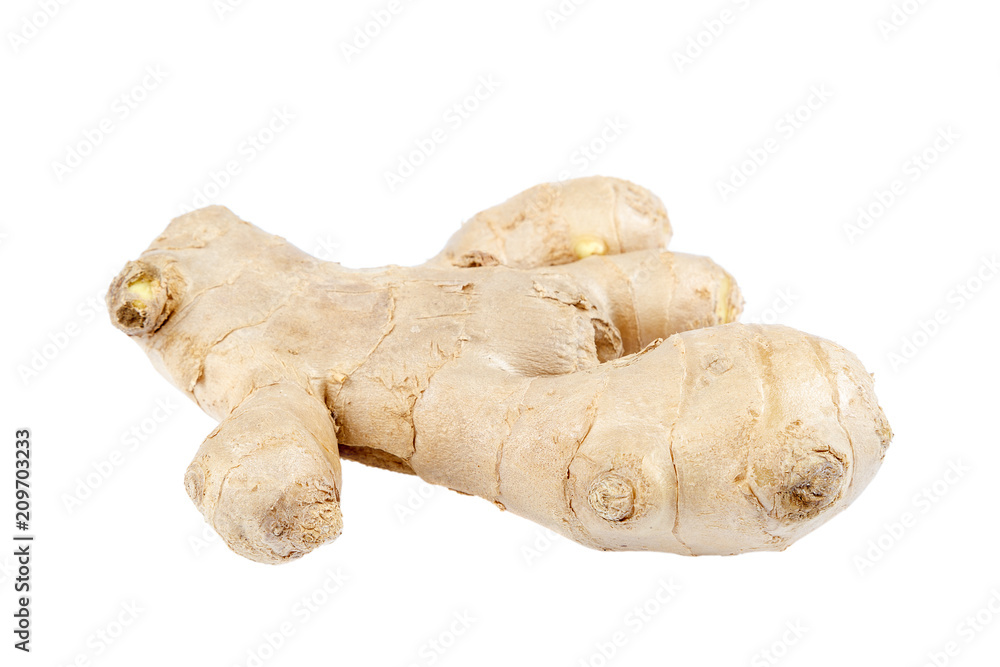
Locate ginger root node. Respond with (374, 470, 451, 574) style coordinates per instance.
(588, 473, 635, 522)
(573, 235, 609, 260)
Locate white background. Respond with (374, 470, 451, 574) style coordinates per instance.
(2, 1, 999, 665)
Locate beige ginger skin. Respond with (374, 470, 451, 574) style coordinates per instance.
(107, 177, 891, 564)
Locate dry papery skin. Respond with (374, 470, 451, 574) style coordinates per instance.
(107, 176, 891, 564)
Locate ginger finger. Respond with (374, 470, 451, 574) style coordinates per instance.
(411, 324, 891, 555)
(427, 176, 672, 269)
(184, 382, 342, 563)
(536, 250, 744, 354)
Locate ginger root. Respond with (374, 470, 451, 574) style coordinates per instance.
(107, 176, 890, 563)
